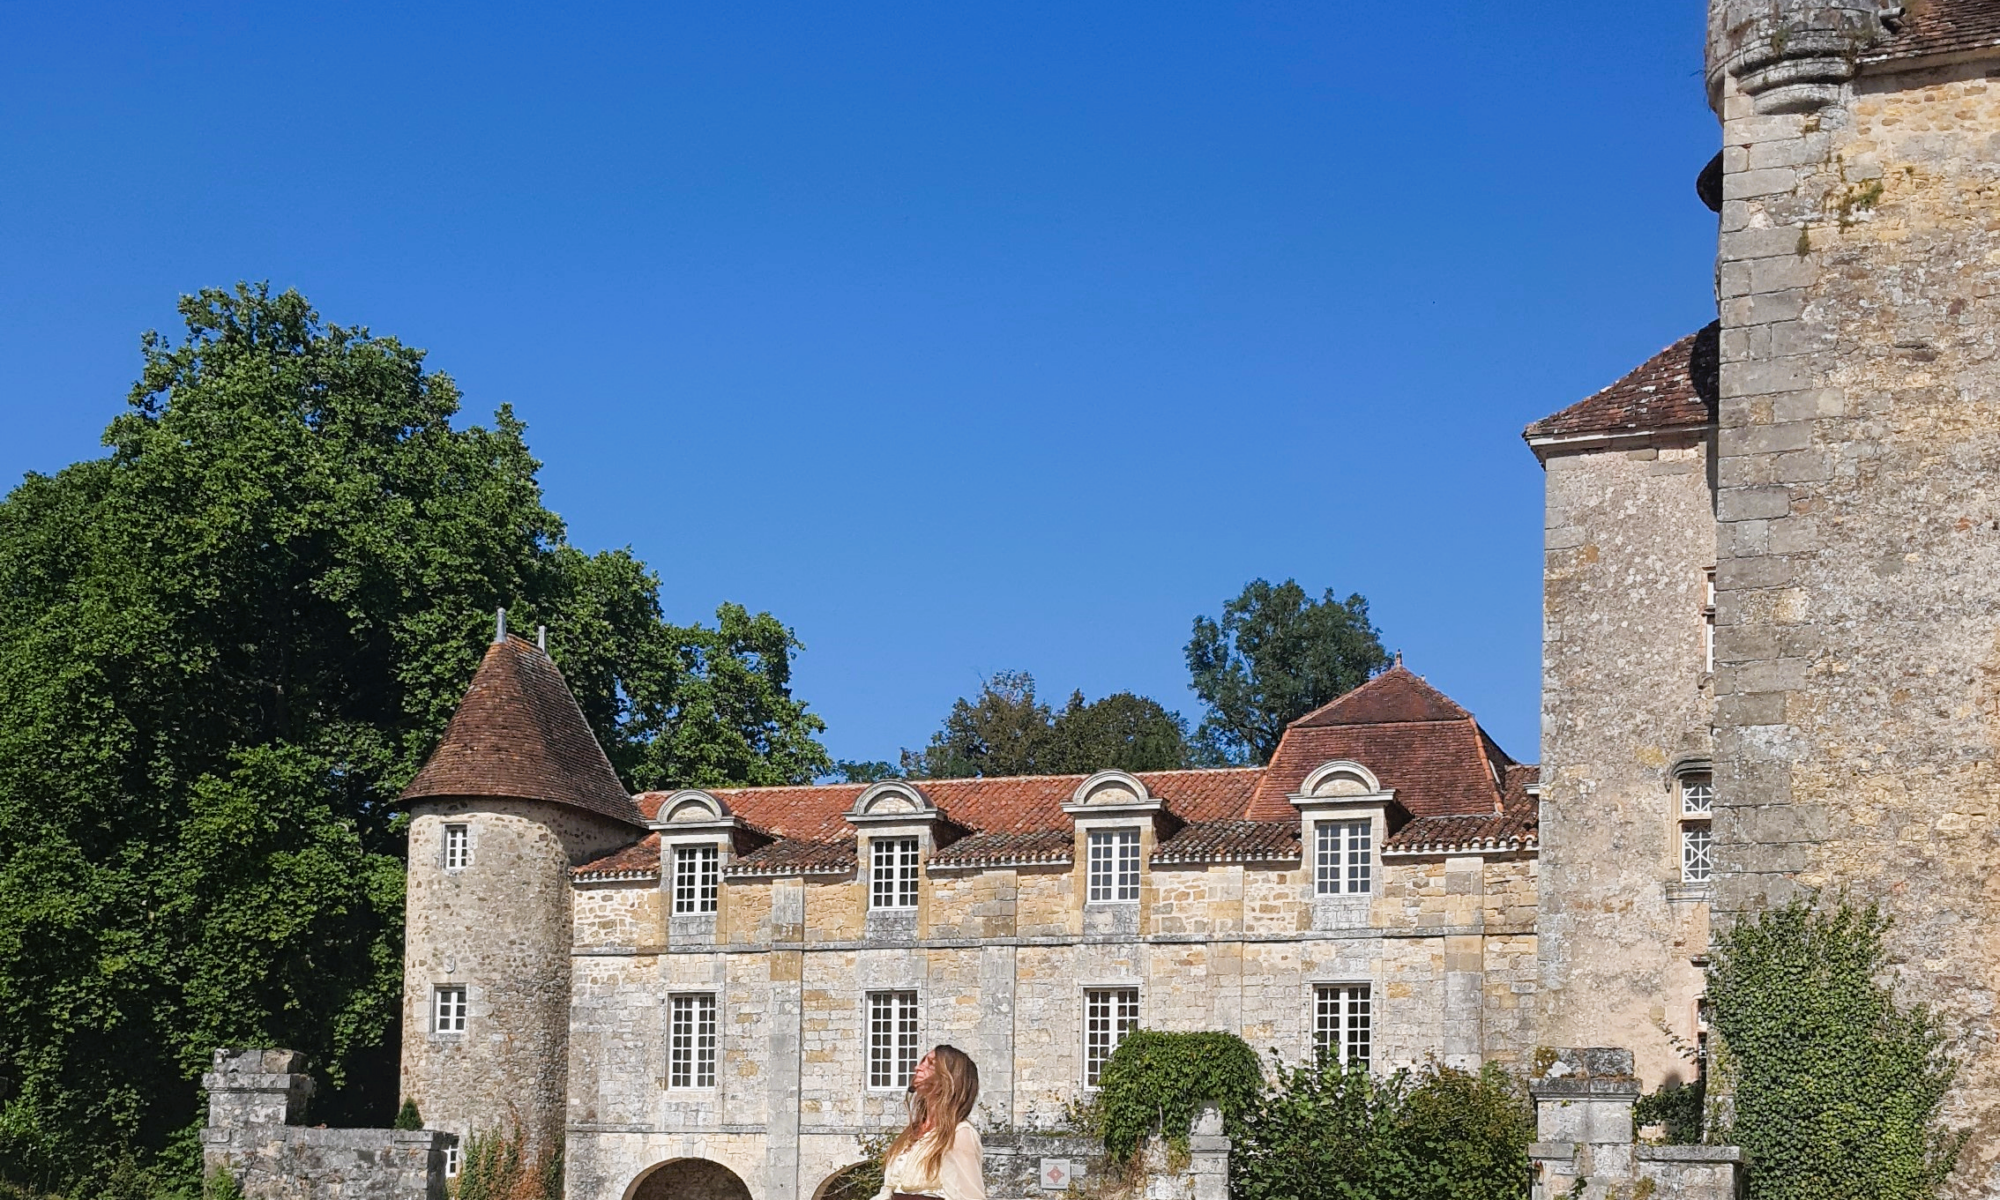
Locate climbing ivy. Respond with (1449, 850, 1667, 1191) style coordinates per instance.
(1707, 897, 1965, 1199)
(1634, 1078, 1704, 1146)
(1094, 1031, 1265, 1162)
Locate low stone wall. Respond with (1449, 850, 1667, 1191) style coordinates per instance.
(201, 1048, 454, 1200)
(984, 1108, 1227, 1200)
(1528, 1048, 1744, 1200)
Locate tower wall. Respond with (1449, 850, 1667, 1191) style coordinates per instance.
(1535, 434, 1715, 1089)
(402, 798, 637, 1152)
(1709, 27, 2000, 1185)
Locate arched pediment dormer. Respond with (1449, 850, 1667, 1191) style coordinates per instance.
(847, 780, 935, 821)
(1297, 760, 1384, 799)
(1067, 769, 1154, 810)
(660, 789, 733, 824)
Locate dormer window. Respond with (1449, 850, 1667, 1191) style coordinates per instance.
(871, 837, 920, 909)
(1315, 820, 1372, 895)
(1087, 829, 1141, 903)
(673, 844, 719, 914)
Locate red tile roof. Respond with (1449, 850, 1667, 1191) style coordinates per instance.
(570, 668, 1535, 882)
(1383, 809, 1538, 856)
(1153, 820, 1301, 864)
(1864, 0, 2000, 62)
(572, 834, 661, 881)
(402, 636, 643, 826)
(1523, 323, 1719, 449)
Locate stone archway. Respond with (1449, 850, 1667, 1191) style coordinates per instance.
(628, 1158, 752, 1200)
(811, 1163, 876, 1200)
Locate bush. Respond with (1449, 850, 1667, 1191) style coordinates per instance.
(392, 1101, 423, 1132)
(1635, 1078, 1704, 1145)
(1094, 1031, 1265, 1161)
(1231, 1056, 1531, 1200)
(199, 1169, 242, 1200)
(1707, 897, 1965, 1199)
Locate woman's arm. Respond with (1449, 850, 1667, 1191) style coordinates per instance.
(938, 1124, 986, 1200)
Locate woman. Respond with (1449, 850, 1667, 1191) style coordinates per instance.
(873, 1044, 985, 1200)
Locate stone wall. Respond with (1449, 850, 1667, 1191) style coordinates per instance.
(201, 1049, 453, 1200)
(1709, 29, 2000, 1188)
(1535, 435, 1716, 1088)
(403, 798, 638, 1154)
(1527, 1047, 1743, 1200)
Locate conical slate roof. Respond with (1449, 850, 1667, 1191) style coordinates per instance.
(402, 635, 643, 826)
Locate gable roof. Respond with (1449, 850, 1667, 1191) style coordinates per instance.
(402, 635, 643, 827)
(1523, 322, 1719, 454)
(1864, 0, 2000, 63)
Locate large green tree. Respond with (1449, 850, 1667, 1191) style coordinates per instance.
(1184, 579, 1390, 764)
(900, 671, 1190, 778)
(0, 285, 829, 1196)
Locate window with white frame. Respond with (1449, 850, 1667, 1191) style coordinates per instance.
(443, 824, 469, 870)
(867, 991, 919, 1089)
(433, 985, 466, 1034)
(1680, 772, 1715, 884)
(870, 837, 920, 909)
(1314, 820, 1372, 895)
(1086, 829, 1141, 902)
(444, 1146, 461, 1178)
(673, 844, 720, 914)
(668, 993, 718, 1088)
(1084, 988, 1141, 1087)
(1314, 984, 1371, 1067)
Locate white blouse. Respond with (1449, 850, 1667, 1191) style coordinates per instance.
(872, 1121, 986, 1200)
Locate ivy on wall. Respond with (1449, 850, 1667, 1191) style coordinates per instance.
(1707, 898, 1965, 1199)
(1093, 1032, 1265, 1161)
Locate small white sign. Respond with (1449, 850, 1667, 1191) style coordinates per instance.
(1039, 1158, 1071, 1190)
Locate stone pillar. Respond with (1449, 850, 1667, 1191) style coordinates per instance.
(1186, 1106, 1230, 1200)
(205, 1048, 315, 1128)
(1529, 1048, 1744, 1200)
(763, 948, 804, 1200)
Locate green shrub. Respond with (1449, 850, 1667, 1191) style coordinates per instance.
(452, 1128, 559, 1200)
(1708, 897, 1965, 1199)
(1094, 1031, 1264, 1161)
(1231, 1056, 1531, 1200)
(1635, 1078, 1704, 1145)
(392, 1101, 423, 1132)
(199, 1169, 242, 1200)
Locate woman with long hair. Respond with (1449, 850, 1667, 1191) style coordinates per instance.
(873, 1044, 985, 1200)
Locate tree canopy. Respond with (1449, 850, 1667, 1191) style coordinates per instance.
(1185, 578, 1391, 764)
(0, 285, 828, 1196)
(899, 671, 1192, 779)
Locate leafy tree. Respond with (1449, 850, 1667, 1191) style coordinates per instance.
(830, 760, 903, 784)
(900, 672, 1190, 778)
(1707, 897, 1964, 1199)
(1185, 579, 1391, 764)
(0, 284, 828, 1197)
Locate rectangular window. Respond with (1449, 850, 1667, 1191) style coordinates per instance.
(1314, 985, 1371, 1067)
(1680, 775, 1715, 816)
(1315, 821, 1372, 895)
(668, 994, 718, 1088)
(871, 838, 920, 909)
(444, 1147, 461, 1178)
(1083, 988, 1141, 1087)
(1086, 829, 1141, 902)
(443, 824, 469, 870)
(433, 986, 466, 1034)
(673, 845, 720, 914)
(868, 991, 919, 1089)
(1682, 824, 1714, 883)
(1703, 568, 1717, 673)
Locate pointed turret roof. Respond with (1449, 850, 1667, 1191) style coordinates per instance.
(402, 635, 643, 827)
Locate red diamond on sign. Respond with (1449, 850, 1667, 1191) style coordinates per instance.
(1041, 1158, 1070, 1187)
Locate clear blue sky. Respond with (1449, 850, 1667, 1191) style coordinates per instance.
(0, 3, 1718, 767)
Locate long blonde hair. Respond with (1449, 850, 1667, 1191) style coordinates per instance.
(885, 1045, 980, 1180)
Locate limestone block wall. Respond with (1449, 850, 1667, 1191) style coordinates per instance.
(1536, 438, 1716, 1088)
(1710, 52, 2000, 1184)
(402, 799, 637, 1152)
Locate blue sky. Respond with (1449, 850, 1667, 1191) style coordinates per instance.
(0, 3, 1718, 766)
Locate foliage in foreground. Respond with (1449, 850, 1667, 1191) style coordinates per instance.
(1708, 897, 1964, 1200)
(0, 285, 828, 1198)
(1230, 1056, 1532, 1200)
(1093, 1031, 1265, 1161)
(452, 1128, 559, 1200)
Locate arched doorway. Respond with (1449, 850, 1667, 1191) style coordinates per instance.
(627, 1158, 751, 1200)
(812, 1163, 878, 1200)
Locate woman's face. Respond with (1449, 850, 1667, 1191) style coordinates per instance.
(912, 1050, 937, 1091)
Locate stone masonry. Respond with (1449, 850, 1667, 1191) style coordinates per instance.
(1706, 0, 2000, 1188)
(202, 1049, 454, 1200)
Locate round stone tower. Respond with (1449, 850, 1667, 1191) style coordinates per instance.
(1707, 0, 1894, 114)
(399, 617, 646, 1157)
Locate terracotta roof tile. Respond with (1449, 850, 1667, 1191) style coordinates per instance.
(1864, 0, 2000, 62)
(1153, 820, 1301, 864)
(1289, 666, 1472, 727)
(1523, 323, 1719, 447)
(1501, 764, 1540, 811)
(1382, 809, 1538, 855)
(929, 830, 1075, 869)
(402, 637, 643, 827)
(573, 834, 661, 881)
(724, 838, 856, 877)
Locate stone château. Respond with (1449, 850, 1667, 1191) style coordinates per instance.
(391, 1, 2000, 1196)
